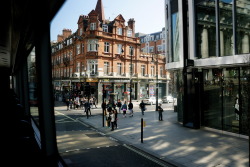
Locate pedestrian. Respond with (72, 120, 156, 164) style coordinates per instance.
(84, 101, 91, 116)
(65, 98, 70, 110)
(139, 100, 146, 115)
(116, 99, 122, 113)
(158, 103, 164, 121)
(128, 101, 133, 117)
(106, 110, 111, 128)
(69, 99, 73, 109)
(121, 101, 127, 117)
(234, 94, 240, 121)
(110, 110, 115, 131)
(92, 96, 97, 108)
(113, 108, 118, 129)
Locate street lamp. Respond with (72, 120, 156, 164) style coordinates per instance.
(130, 46, 133, 102)
(151, 41, 159, 111)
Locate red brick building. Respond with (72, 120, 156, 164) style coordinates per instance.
(51, 0, 167, 102)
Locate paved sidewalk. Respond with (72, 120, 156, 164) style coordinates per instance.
(79, 105, 249, 167)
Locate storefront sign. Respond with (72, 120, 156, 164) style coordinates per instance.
(86, 78, 98, 82)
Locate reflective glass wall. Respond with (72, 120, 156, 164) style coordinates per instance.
(236, 0, 250, 54)
(195, 0, 250, 57)
(170, 0, 180, 62)
(203, 67, 249, 135)
(196, 0, 217, 58)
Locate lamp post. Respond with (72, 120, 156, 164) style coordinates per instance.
(130, 46, 133, 102)
(151, 41, 158, 111)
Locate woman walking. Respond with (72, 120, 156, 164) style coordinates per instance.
(121, 101, 127, 117)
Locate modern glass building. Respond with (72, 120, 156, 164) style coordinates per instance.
(165, 0, 250, 137)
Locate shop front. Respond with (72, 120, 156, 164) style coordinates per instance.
(171, 67, 250, 136)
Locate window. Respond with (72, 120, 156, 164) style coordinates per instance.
(151, 66, 155, 77)
(104, 42, 110, 53)
(117, 44, 123, 54)
(158, 45, 162, 51)
(129, 46, 134, 56)
(117, 63, 122, 75)
(76, 62, 80, 72)
(90, 23, 96, 30)
(103, 25, 108, 32)
(117, 27, 123, 35)
(141, 65, 145, 76)
(87, 39, 98, 51)
(160, 67, 163, 77)
(88, 60, 98, 75)
(76, 44, 81, 55)
(149, 46, 154, 53)
(79, 28, 83, 35)
(104, 62, 109, 75)
(127, 29, 132, 37)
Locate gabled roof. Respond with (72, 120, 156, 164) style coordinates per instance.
(114, 14, 125, 22)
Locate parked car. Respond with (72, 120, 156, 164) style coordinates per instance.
(142, 97, 162, 105)
(162, 95, 174, 103)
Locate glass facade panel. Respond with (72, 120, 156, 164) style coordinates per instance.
(240, 66, 250, 135)
(203, 69, 222, 130)
(171, 12, 180, 62)
(196, 0, 216, 58)
(222, 68, 239, 133)
(219, 0, 233, 56)
(236, 0, 250, 54)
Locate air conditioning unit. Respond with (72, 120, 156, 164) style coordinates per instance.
(108, 72, 113, 76)
(122, 73, 126, 76)
(144, 74, 149, 77)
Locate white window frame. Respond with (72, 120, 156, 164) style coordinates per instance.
(104, 62, 109, 75)
(87, 39, 98, 52)
(88, 60, 98, 75)
(127, 29, 132, 37)
(117, 63, 122, 75)
(76, 44, 81, 55)
(141, 65, 145, 76)
(117, 27, 123, 35)
(104, 42, 110, 53)
(90, 23, 96, 30)
(103, 25, 108, 32)
(117, 44, 123, 54)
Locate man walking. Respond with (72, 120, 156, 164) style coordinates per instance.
(158, 103, 164, 121)
(139, 100, 146, 115)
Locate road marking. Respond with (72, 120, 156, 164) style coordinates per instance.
(123, 144, 169, 167)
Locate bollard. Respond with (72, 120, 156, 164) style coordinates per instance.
(141, 118, 143, 143)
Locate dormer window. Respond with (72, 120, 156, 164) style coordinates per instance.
(103, 25, 108, 32)
(127, 29, 132, 37)
(90, 23, 96, 30)
(117, 27, 123, 35)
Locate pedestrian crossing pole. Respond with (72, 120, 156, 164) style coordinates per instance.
(141, 118, 143, 143)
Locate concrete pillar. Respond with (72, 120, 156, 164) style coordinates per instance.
(201, 27, 209, 58)
(242, 34, 249, 54)
(220, 30, 224, 56)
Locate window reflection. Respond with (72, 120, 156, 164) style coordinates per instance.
(219, 0, 233, 56)
(171, 13, 180, 62)
(196, 0, 216, 58)
(236, 0, 250, 54)
(27, 48, 39, 126)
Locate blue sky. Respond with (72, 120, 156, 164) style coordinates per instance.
(50, 0, 165, 41)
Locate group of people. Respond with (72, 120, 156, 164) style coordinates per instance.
(101, 99, 165, 131)
(65, 96, 97, 116)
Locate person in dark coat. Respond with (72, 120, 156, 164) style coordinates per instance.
(158, 103, 164, 121)
(128, 101, 133, 117)
(139, 100, 146, 115)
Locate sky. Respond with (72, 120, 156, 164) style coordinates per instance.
(50, 0, 165, 41)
